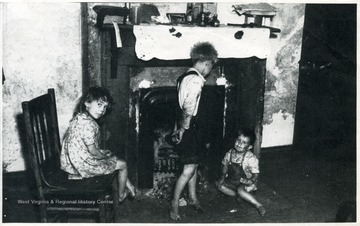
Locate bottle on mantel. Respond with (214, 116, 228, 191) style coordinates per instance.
(192, 3, 202, 25)
(198, 12, 206, 27)
(210, 14, 220, 27)
(186, 3, 194, 24)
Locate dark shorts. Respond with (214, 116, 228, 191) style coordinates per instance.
(223, 178, 242, 191)
(223, 177, 257, 193)
(176, 122, 200, 164)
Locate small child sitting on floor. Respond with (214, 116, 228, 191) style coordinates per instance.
(215, 128, 266, 216)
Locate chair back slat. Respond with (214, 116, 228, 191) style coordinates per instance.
(32, 115, 44, 163)
(22, 89, 62, 191)
(34, 114, 47, 162)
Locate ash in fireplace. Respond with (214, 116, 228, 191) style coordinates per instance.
(148, 173, 177, 200)
(148, 121, 214, 200)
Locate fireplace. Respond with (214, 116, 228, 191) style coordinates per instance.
(138, 87, 178, 188)
(98, 25, 267, 190)
(137, 86, 225, 189)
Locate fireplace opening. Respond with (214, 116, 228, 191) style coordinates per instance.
(138, 86, 226, 190)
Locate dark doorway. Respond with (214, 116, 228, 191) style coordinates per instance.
(293, 4, 356, 157)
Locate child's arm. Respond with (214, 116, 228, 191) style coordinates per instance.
(251, 173, 259, 184)
(220, 163, 229, 180)
(87, 144, 110, 159)
(216, 151, 231, 186)
(217, 163, 229, 187)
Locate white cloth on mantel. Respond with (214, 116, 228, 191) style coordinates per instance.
(133, 25, 270, 61)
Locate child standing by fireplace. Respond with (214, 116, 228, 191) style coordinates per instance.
(215, 128, 266, 216)
(169, 42, 218, 221)
(60, 86, 136, 203)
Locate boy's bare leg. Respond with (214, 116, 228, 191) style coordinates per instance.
(187, 165, 204, 211)
(170, 164, 196, 220)
(187, 165, 198, 202)
(216, 183, 237, 197)
(237, 187, 266, 216)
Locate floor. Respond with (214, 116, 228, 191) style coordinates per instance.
(2, 145, 356, 223)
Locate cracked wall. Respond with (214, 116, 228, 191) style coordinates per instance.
(2, 3, 83, 172)
(261, 4, 305, 147)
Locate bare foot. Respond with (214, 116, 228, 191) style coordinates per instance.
(236, 196, 242, 204)
(169, 201, 181, 221)
(127, 185, 136, 198)
(257, 205, 266, 216)
(188, 199, 205, 213)
(126, 180, 136, 198)
(119, 190, 128, 203)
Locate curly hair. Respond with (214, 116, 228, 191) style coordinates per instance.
(74, 86, 114, 118)
(190, 42, 218, 64)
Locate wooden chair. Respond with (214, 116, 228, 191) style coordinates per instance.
(22, 88, 120, 223)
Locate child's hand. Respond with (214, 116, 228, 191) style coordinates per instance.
(172, 127, 185, 144)
(102, 150, 113, 157)
(240, 178, 253, 185)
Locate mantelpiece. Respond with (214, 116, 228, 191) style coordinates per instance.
(132, 25, 270, 61)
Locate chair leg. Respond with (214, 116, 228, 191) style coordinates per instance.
(53, 212, 68, 223)
(39, 204, 47, 223)
(60, 212, 69, 223)
(112, 176, 120, 222)
(104, 193, 114, 222)
(99, 203, 106, 223)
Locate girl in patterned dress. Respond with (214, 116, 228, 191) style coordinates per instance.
(215, 128, 266, 216)
(60, 86, 135, 202)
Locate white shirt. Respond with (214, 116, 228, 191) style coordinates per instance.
(177, 68, 206, 129)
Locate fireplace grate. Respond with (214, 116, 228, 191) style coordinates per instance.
(154, 157, 180, 173)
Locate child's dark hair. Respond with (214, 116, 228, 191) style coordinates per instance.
(190, 42, 218, 64)
(74, 86, 114, 117)
(237, 127, 256, 145)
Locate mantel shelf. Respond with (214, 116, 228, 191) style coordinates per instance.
(109, 24, 271, 61)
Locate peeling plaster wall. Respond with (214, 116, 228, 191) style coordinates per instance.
(85, 2, 305, 149)
(261, 4, 305, 147)
(2, 3, 82, 172)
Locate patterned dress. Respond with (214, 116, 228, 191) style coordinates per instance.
(60, 113, 117, 180)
